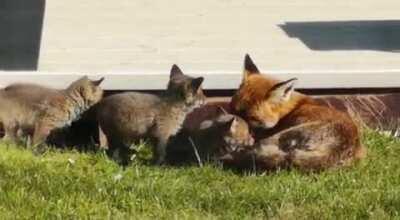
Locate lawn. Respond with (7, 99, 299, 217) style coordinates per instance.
(0, 130, 399, 219)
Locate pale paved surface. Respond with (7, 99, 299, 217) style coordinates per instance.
(39, 0, 400, 72)
(5, 0, 400, 89)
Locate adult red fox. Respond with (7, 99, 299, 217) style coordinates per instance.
(222, 55, 366, 171)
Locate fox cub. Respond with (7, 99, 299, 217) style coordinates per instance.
(0, 76, 104, 146)
(97, 65, 205, 165)
(166, 103, 254, 165)
(222, 55, 365, 171)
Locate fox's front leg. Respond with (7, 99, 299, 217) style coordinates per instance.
(32, 122, 53, 147)
(3, 121, 19, 143)
(153, 138, 168, 165)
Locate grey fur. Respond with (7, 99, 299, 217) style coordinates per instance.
(0, 76, 104, 146)
(97, 65, 205, 165)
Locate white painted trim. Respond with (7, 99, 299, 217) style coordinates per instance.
(0, 70, 399, 90)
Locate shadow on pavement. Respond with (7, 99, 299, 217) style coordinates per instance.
(280, 20, 400, 52)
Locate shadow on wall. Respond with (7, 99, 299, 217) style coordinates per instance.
(279, 20, 400, 52)
(0, 0, 45, 70)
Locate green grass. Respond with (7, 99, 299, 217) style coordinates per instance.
(0, 130, 399, 219)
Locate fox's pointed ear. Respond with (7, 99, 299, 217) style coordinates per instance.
(225, 117, 237, 132)
(216, 116, 236, 131)
(170, 64, 184, 79)
(244, 54, 260, 73)
(242, 54, 260, 82)
(191, 77, 204, 91)
(223, 117, 236, 128)
(92, 77, 104, 86)
(267, 78, 297, 103)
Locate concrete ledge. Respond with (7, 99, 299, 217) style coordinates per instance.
(0, 70, 400, 90)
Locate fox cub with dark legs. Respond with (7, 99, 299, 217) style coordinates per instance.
(222, 55, 366, 171)
(166, 103, 254, 166)
(0, 76, 104, 146)
(97, 65, 205, 165)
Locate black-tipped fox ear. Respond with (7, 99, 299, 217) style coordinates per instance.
(244, 54, 260, 73)
(222, 117, 236, 130)
(243, 54, 260, 82)
(215, 115, 236, 131)
(170, 64, 184, 79)
(191, 77, 204, 91)
(92, 77, 104, 86)
(267, 78, 298, 103)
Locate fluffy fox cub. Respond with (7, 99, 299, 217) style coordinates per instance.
(166, 103, 254, 165)
(97, 65, 205, 165)
(223, 55, 365, 171)
(0, 76, 104, 146)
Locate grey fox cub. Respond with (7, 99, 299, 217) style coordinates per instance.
(97, 65, 205, 165)
(0, 76, 104, 146)
(166, 103, 254, 166)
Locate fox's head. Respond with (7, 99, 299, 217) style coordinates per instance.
(231, 54, 299, 129)
(167, 64, 206, 109)
(67, 76, 105, 107)
(199, 108, 254, 151)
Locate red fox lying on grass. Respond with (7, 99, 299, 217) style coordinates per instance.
(221, 55, 366, 171)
